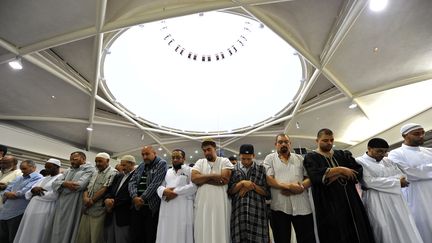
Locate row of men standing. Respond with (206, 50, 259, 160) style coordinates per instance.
(0, 122, 431, 243)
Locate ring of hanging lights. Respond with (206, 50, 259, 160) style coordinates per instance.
(160, 15, 261, 62)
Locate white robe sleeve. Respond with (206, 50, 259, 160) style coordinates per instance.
(389, 149, 432, 181)
(174, 183, 197, 196)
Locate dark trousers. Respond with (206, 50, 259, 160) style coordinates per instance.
(270, 210, 316, 243)
(0, 214, 23, 243)
(130, 205, 159, 243)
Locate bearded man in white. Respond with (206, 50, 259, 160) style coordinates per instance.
(356, 138, 423, 243)
(191, 140, 233, 243)
(155, 149, 197, 243)
(388, 123, 432, 242)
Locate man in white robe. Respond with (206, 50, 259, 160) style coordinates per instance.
(388, 123, 432, 242)
(191, 140, 233, 243)
(156, 149, 197, 243)
(13, 158, 62, 243)
(356, 138, 423, 243)
(50, 151, 95, 243)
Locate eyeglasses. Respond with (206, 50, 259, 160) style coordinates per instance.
(277, 140, 290, 145)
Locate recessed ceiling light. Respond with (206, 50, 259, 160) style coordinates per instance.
(258, 152, 262, 155)
(163, 153, 167, 157)
(8, 57, 23, 70)
(271, 150, 275, 153)
(369, 0, 388, 12)
(195, 150, 198, 154)
(158, 147, 163, 151)
(373, 47, 379, 52)
(86, 127, 93, 131)
(349, 103, 358, 109)
(189, 155, 193, 159)
(51, 95, 56, 99)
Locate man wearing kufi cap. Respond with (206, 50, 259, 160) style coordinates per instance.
(50, 151, 95, 243)
(76, 152, 117, 243)
(229, 144, 270, 243)
(356, 138, 423, 243)
(104, 155, 136, 243)
(155, 149, 197, 243)
(13, 158, 62, 243)
(388, 123, 432, 242)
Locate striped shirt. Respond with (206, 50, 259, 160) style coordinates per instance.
(129, 157, 167, 212)
(263, 152, 312, 215)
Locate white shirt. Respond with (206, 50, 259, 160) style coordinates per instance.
(263, 152, 312, 215)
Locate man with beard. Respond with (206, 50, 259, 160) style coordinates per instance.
(263, 134, 315, 243)
(13, 158, 62, 243)
(388, 123, 432, 242)
(50, 151, 95, 243)
(192, 140, 233, 243)
(128, 146, 167, 243)
(304, 128, 375, 243)
(76, 152, 117, 243)
(104, 155, 136, 243)
(0, 160, 42, 243)
(0, 155, 22, 210)
(229, 144, 270, 243)
(155, 149, 197, 243)
(356, 138, 423, 243)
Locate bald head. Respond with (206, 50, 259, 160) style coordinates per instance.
(141, 145, 157, 164)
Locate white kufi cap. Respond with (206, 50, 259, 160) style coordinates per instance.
(400, 123, 423, 135)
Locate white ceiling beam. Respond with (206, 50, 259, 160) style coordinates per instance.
(18, 27, 96, 55)
(0, 38, 19, 55)
(283, 68, 321, 133)
(353, 71, 432, 98)
(0, 115, 138, 129)
(242, 5, 320, 68)
(102, 1, 239, 33)
(86, 0, 108, 151)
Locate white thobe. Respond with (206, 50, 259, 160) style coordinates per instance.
(388, 144, 432, 242)
(155, 165, 197, 243)
(13, 174, 62, 243)
(192, 157, 233, 243)
(356, 154, 423, 243)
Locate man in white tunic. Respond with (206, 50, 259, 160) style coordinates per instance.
(156, 149, 197, 243)
(0, 155, 22, 210)
(356, 138, 423, 243)
(13, 158, 62, 243)
(50, 151, 95, 243)
(388, 123, 432, 242)
(76, 152, 117, 243)
(191, 140, 233, 243)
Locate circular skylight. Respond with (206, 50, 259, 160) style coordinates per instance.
(102, 11, 303, 133)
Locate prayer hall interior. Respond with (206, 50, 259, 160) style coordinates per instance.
(1, 1, 432, 243)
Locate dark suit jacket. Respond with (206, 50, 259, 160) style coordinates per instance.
(105, 172, 133, 227)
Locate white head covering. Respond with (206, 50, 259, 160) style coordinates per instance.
(120, 155, 136, 163)
(400, 123, 423, 135)
(96, 152, 110, 160)
(46, 158, 61, 167)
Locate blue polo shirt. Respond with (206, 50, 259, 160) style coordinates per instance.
(0, 171, 43, 220)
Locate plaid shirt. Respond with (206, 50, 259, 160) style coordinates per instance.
(128, 156, 167, 212)
(228, 162, 270, 243)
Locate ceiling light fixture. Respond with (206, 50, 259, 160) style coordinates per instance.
(349, 103, 358, 109)
(158, 147, 163, 151)
(369, 0, 388, 12)
(8, 57, 23, 70)
(86, 126, 93, 131)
